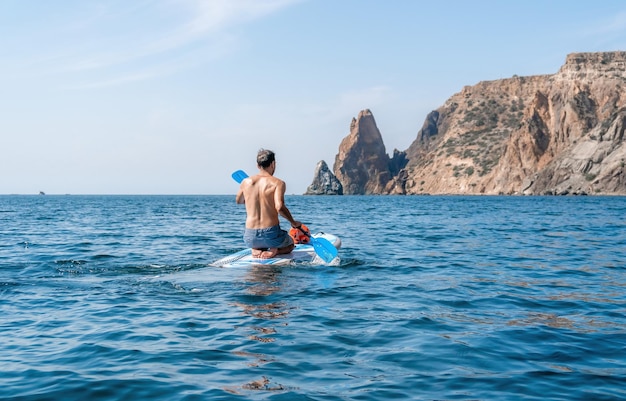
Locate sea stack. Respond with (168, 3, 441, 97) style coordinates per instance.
(304, 160, 343, 195)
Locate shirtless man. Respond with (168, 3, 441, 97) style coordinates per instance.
(236, 149, 302, 259)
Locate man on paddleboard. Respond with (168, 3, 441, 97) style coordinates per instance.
(236, 149, 302, 259)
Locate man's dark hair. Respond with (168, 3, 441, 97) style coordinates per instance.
(257, 149, 275, 168)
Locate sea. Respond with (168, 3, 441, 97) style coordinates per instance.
(1, 194, 624, 401)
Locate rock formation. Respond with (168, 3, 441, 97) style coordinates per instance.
(332, 109, 407, 194)
(309, 51, 626, 195)
(304, 160, 343, 195)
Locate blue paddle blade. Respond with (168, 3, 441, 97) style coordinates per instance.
(298, 225, 337, 263)
(310, 236, 338, 263)
(231, 170, 249, 184)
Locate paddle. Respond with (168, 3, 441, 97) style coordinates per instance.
(231, 170, 338, 263)
(296, 225, 338, 263)
(231, 169, 249, 184)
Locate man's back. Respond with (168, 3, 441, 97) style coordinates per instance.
(239, 174, 284, 229)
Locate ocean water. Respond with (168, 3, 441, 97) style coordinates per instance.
(1, 194, 625, 401)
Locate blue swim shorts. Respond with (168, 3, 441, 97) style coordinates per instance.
(243, 225, 294, 249)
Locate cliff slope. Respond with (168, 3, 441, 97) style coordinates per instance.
(403, 51, 626, 195)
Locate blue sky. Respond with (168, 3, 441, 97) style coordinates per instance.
(1, 0, 625, 194)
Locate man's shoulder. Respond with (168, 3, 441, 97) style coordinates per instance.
(272, 176, 286, 187)
(250, 174, 284, 189)
(258, 174, 284, 185)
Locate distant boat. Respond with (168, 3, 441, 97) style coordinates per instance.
(39, 191, 46, 195)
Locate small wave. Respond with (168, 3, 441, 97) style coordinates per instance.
(92, 254, 118, 260)
(329, 257, 366, 268)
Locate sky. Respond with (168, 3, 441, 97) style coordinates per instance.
(1, 0, 626, 195)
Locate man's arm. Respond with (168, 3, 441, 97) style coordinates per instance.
(235, 182, 246, 204)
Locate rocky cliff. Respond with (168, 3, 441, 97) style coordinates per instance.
(311, 51, 626, 195)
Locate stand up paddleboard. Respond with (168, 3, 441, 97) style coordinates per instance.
(228, 169, 340, 266)
(211, 232, 341, 268)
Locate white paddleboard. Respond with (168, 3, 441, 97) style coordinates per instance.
(211, 232, 341, 267)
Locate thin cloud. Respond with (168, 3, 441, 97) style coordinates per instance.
(594, 11, 626, 35)
(576, 10, 626, 45)
(64, 0, 302, 87)
(69, 71, 163, 90)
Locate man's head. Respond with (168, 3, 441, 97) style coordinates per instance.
(257, 149, 276, 169)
